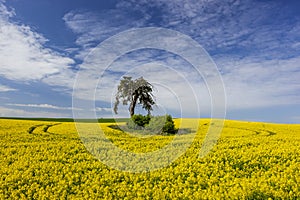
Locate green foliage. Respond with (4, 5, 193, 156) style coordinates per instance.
(132, 114, 151, 127)
(144, 115, 165, 133)
(126, 119, 139, 130)
(114, 76, 155, 116)
(145, 115, 178, 135)
(162, 115, 178, 134)
(127, 114, 150, 129)
(126, 114, 178, 135)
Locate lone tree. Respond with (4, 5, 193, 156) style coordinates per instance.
(114, 76, 155, 117)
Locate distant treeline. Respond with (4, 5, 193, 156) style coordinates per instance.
(0, 117, 129, 123)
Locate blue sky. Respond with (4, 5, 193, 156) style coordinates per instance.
(0, 0, 300, 123)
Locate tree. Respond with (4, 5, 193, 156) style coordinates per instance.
(114, 76, 155, 117)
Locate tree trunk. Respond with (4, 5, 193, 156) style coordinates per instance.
(129, 94, 138, 117)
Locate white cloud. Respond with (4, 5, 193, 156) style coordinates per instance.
(63, 9, 146, 49)
(115, 0, 300, 59)
(63, 1, 299, 120)
(0, 1, 14, 18)
(42, 67, 76, 91)
(0, 2, 74, 81)
(76, 47, 300, 115)
(95, 107, 112, 112)
(218, 56, 300, 109)
(6, 103, 79, 110)
(0, 84, 16, 92)
(73, 45, 213, 118)
(0, 106, 72, 118)
(1, 0, 296, 119)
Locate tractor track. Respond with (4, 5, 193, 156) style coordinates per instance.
(27, 123, 61, 134)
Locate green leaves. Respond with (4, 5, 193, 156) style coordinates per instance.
(114, 76, 155, 116)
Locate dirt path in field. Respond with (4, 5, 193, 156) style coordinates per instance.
(226, 127, 276, 136)
(202, 123, 277, 136)
(27, 123, 61, 134)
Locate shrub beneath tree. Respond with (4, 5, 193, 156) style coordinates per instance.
(161, 115, 178, 135)
(127, 114, 151, 129)
(127, 114, 178, 135)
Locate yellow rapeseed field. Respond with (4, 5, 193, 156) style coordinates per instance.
(0, 119, 299, 199)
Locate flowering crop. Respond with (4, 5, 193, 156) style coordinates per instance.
(0, 119, 299, 199)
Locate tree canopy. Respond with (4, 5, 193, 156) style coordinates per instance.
(114, 76, 155, 117)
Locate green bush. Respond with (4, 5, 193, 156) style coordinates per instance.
(127, 114, 150, 129)
(126, 119, 139, 130)
(127, 114, 178, 135)
(162, 115, 177, 134)
(144, 115, 165, 133)
(145, 114, 178, 135)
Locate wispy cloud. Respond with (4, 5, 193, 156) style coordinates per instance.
(0, 2, 74, 81)
(218, 56, 300, 109)
(6, 103, 78, 110)
(115, 0, 300, 59)
(65, 0, 300, 117)
(62, 0, 300, 69)
(63, 10, 145, 47)
(0, 106, 71, 118)
(1, 0, 299, 121)
(72, 35, 214, 118)
(0, 84, 16, 92)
